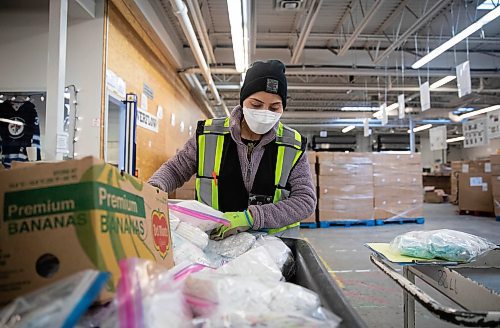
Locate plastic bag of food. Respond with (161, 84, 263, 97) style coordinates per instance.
(390, 229, 497, 262)
(169, 200, 230, 232)
(175, 222, 209, 250)
(253, 235, 295, 279)
(193, 308, 341, 327)
(115, 258, 193, 328)
(216, 245, 283, 281)
(185, 271, 341, 327)
(205, 232, 256, 258)
(0, 270, 109, 328)
(172, 232, 211, 266)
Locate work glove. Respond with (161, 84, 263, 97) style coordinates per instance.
(210, 210, 254, 240)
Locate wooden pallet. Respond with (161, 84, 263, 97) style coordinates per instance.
(319, 219, 376, 228)
(375, 217, 425, 225)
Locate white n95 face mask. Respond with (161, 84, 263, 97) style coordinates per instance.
(243, 107, 282, 135)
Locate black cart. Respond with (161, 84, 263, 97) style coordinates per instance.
(282, 238, 367, 328)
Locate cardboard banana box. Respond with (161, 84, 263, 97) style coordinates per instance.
(0, 156, 173, 304)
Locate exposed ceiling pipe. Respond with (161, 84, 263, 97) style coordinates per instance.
(180, 72, 216, 117)
(184, 66, 500, 78)
(373, 0, 452, 63)
(185, 0, 216, 64)
(170, 0, 229, 116)
(337, 0, 385, 56)
(213, 32, 500, 44)
(282, 111, 374, 119)
(285, 120, 456, 129)
(290, 0, 323, 64)
(249, 0, 257, 61)
(214, 83, 500, 93)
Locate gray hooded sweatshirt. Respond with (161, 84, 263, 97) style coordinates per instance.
(148, 106, 316, 229)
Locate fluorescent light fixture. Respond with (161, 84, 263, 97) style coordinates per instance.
(478, 0, 499, 10)
(412, 6, 500, 69)
(342, 125, 355, 133)
(373, 102, 399, 117)
(456, 107, 475, 113)
(429, 76, 456, 90)
(458, 104, 500, 120)
(341, 106, 379, 112)
(227, 0, 245, 72)
(407, 124, 432, 133)
(446, 136, 465, 143)
(0, 118, 24, 126)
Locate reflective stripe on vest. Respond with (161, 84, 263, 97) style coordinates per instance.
(196, 117, 230, 210)
(196, 118, 304, 233)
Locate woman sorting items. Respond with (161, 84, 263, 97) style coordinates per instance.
(148, 60, 316, 240)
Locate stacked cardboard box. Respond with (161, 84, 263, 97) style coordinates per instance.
(373, 153, 423, 219)
(424, 186, 448, 203)
(303, 151, 318, 223)
(317, 153, 374, 221)
(173, 176, 196, 200)
(491, 155, 500, 217)
(458, 159, 493, 213)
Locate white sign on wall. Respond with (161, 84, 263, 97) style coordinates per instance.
(137, 108, 159, 133)
(463, 117, 487, 148)
(141, 93, 148, 111)
(381, 103, 388, 126)
(363, 118, 370, 137)
(398, 94, 405, 119)
(157, 105, 164, 119)
(420, 81, 430, 111)
(429, 125, 447, 151)
(456, 61, 472, 98)
(106, 69, 126, 98)
(487, 109, 500, 139)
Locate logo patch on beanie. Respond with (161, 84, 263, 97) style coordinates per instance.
(266, 78, 279, 94)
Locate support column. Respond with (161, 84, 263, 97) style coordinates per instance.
(45, 0, 68, 160)
(409, 116, 415, 153)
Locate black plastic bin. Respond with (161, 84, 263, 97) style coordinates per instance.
(282, 238, 367, 328)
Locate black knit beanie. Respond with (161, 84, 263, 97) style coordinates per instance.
(240, 60, 288, 108)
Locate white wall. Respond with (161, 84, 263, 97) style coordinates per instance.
(0, 0, 105, 158)
(0, 1, 49, 91)
(66, 1, 105, 157)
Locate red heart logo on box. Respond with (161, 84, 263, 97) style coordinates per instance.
(152, 210, 170, 259)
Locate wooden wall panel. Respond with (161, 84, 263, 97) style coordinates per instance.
(107, 3, 207, 181)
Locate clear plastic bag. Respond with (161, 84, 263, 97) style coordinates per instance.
(390, 229, 497, 262)
(205, 232, 256, 259)
(216, 245, 283, 281)
(253, 235, 295, 280)
(175, 222, 209, 250)
(193, 308, 340, 328)
(0, 270, 109, 328)
(172, 232, 211, 266)
(115, 258, 193, 328)
(168, 200, 229, 232)
(185, 271, 341, 327)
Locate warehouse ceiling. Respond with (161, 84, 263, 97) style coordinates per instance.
(151, 0, 500, 135)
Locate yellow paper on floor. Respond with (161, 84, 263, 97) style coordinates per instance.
(365, 243, 448, 264)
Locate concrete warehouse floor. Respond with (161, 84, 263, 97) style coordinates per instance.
(300, 203, 500, 328)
